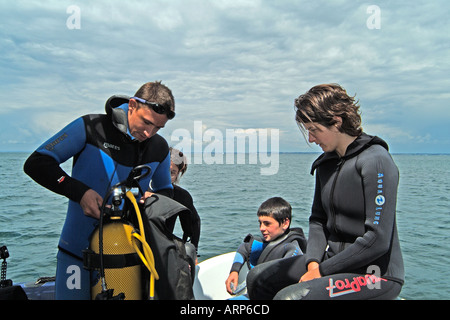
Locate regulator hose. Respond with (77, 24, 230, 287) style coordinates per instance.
(125, 191, 159, 299)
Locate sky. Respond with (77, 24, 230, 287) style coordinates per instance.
(1, 0, 449, 154)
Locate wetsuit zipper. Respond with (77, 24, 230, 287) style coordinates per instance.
(329, 159, 345, 235)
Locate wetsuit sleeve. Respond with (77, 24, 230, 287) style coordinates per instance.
(176, 187, 201, 249)
(187, 200, 201, 249)
(230, 236, 252, 273)
(23, 117, 91, 203)
(319, 146, 399, 276)
(305, 173, 329, 266)
(150, 151, 173, 197)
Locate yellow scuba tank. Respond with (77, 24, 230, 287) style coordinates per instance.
(83, 165, 159, 300)
(89, 218, 143, 300)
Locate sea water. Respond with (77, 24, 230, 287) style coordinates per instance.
(1, 152, 449, 300)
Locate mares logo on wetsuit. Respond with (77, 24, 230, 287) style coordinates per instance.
(45, 133, 68, 151)
(103, 142, 121, 151)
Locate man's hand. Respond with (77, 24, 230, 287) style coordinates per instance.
(80, 189, 103, 219)
(139, 191, 155, 203)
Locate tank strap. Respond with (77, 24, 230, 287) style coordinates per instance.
(82, 249, 141, 271)
(58, 246, 83, 262)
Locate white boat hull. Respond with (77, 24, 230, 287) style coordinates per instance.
(193, 252, 248, 300)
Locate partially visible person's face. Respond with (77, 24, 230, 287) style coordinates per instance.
(304, 122, 340, 153)
(170, 161, 180, 184)
(259, 215, 289, 242)
(128, 99, 168, 142)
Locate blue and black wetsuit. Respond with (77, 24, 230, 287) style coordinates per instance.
(24, 95, 173, 299)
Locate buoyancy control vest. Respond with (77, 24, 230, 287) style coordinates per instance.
(232, 227, 307, 273)
(142, 194, 196, 300)
(256, 227, 307, 265)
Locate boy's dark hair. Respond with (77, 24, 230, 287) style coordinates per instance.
(257, 197, 292, 226)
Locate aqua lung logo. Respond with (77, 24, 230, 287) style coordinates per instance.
(374, 173, 385, 225)
(375, 195, 385, 206)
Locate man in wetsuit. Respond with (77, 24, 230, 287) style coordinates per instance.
(24, 81, 175, 299)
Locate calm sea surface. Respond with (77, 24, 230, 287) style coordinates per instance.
(1, 152, 449, 300)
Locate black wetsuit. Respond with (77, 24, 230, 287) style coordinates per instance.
(172, 184, 201, 249)
(247, 134, 404, 300)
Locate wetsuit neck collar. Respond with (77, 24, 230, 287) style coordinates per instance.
(112, 103, 137, 141)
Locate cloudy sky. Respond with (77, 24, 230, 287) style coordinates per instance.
(1, 0, 449, 154)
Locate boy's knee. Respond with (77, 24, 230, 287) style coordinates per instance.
(246, 260, 280, 299)
(273, 282, 311, 300)
(247, 260, 276, 287)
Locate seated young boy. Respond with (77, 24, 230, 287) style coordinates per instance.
(225, 197, 306, 295)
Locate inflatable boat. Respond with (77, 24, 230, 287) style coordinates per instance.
(4, 251, 247, 300)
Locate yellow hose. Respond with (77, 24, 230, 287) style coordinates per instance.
(126, 191, 159, 299)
